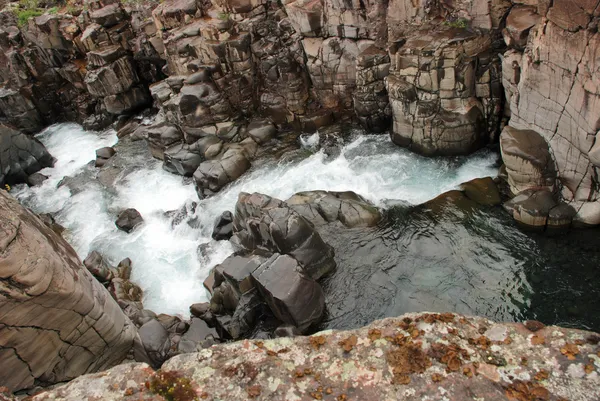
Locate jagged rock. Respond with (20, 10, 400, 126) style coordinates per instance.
(83, 250, 116, 283)
(95, 146, 116, 167)
(163, 143, 202, 176)
(115, 208, 144, 233)
(135, 319, 171, 368)
(503, 6, 541, 49)
(152, 0, 198, 31)
(211, 210, 233, 240)
(103, 86, 151, 115)
(193, 147, 251, 198)
(189, 302, 210, 318)
(84, 56, 138, 97)
(177, 318, 218, 353)
(144, 122, 183, 160)
(0, 191, 137, 393)
(90, 4, 125, 28)
(0, 124, 54, 187)
(251, 254, 325, 332)
(213, 253, 268, 296)
(217, 289, 264, 339)
(232, 192, 336, 280)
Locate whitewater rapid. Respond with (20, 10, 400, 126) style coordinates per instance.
(13, 124, 498, 316)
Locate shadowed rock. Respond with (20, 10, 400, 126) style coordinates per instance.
(115, 208, 144, 233)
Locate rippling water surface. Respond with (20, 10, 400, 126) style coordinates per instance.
(13, 123, 600, 331)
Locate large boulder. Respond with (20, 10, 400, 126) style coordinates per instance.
(115, 208, 144, 233)
(193, 148, 251, 198)
(232, 192, 336, 280)
(251, 254, 325, 332)
(0, 124, 54, 187)
(211, 211, 233, 241)
(134, 319, 171, 369)
(0, 191, 137, 392)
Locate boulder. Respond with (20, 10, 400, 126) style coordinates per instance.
(103, 87, 151, 115)
(26, 172, 48, 187)
(144, 122, 183, 160)
(459, 177, 501, 206)
(193, 148, 251, 198)
(251, 254, 325, 332)
(90, 4, 125, 28)
(95, 146, 116, 167)
(211, 211, 233, 241)
(135, 319, 171, 369)
(232, 192, 336, 280)
(0, 124, 54, 187)
(163, 143, 203, 176)
(177, 318, 219, 353)
(0, 191, 137, 392)
(115, 208, 144, 233)
(503, 6, 541, 49)
(83, 250, 116, 283)
(247, 119, 277, 144)
(189, 302, 210, 319)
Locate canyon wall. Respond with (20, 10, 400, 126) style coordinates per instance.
(0, 190, 138, 392)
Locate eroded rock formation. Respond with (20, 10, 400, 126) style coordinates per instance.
(14, 312, 600, 401)
(0, 190, 137, 392)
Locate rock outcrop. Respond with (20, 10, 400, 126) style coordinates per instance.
(0, 123, 53, 187)
(19, 312, 600, 401)
(499, 0, 600, 227)
(0, 190, 137, 392)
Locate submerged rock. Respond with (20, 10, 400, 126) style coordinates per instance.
(23, 312, 600, 401)
(115, 208, 144, 233)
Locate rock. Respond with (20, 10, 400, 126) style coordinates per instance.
(38, 213, 65, 235)
(500, 126, 556, 196)
(177, 318, 219, 353)
(0, 124, 54, 187)
(503, 6, 541, 49)
(84, 56, 138, 97)
(163, 143, 202, 176)
(144, 122, 183, 160)
(193, 148, 251, 198)
(217, 289, 264, 339)
(247, 119, 277, 144)
(95, 146, 116, 167)
(27, 172, 48, 187)
(251, 254, 325, 332)
(459, 177, 501, 206)
(189, 302, 210, 318)
(211, 210, 233, 241)
(90, 4, 125, 28)
(274, 324, 301, 337)
(0, 190, 137, 393)
(115, 208, 144, 233)
(232, 192, 336, 280)
(83, 250, 116, 283)
(22, 313, 600, 400)
(135, 319, 171, 369)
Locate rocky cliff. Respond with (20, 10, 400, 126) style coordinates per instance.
(0, 190, 137, 392)
(4, 312, 599, 400)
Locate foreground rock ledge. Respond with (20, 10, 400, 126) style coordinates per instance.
(22, 313, 600, 401)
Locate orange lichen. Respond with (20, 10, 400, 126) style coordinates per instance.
(247, 385, 261, 398)
(337, 395, 347, 401)
(520, 357, 528, 366)
(338, 335, 358, 352)
(463, 367, 473, 378)
(368, 329, 382, 341)
(560, 343, 579, 360)
(145, 370, 197, 401)
(534, 370, 549, 381)
(310, 335, 327, 350)
(123, 388, 134, 396)
(505, 380, 549, 401)
(584, 364, 595, 374)
(387, 342, 431, 384)
(531, 335, 545, 345)
(524, 321, 545, 332)
(431, 373, 444, 382)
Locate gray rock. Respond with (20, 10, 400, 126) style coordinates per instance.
(115, 208, 144, 233)
(211, 210, 233, 241)
(135, 319, 171, 369)
(177, 318, 218, 354)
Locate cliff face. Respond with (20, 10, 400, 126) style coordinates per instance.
(11, 312, 600, 401)
(0, 190, 138, 392)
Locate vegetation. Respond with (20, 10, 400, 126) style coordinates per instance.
(217, 11, 230, 21)
(443, 18, 468, 29)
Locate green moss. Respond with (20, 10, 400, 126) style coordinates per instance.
(443, 18, 468, 29)
(145, 370, 198, 401)
(217, 12, 230, 20)
(17, 8, 44, 26)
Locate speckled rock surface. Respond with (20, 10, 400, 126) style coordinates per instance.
(26, 312, 600, 400)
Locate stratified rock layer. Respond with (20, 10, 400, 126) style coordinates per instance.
(0, 191, 137, 392)
(24, 312, 600, 401)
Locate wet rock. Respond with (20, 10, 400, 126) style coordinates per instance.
(83, 250, 116, 283)
(460, 177, 501, 206)
(163, 143, 202, 176)
(193, 148, 251, 198)
(189, 302, 210, 319)
(144, 122, 183, 160)
(95, 146, 116, 167)
(178, 318, 219, 353)
(0, 191, 136, 393)
(0, 124, 54, 187)
(251, 254, 325, 332)
(247, 119, 277, 144)
(211, 210, 233, 241)
(217, 289, 264, 340)
(135, 319, 171, 368)
(274, 324, 301, 337)
(115, 208, 144, 233)
(27, 172, 48, 187)
(233, 192, 336, 280)
(505, 189, 557, 230)
(38, 213, 65, 235)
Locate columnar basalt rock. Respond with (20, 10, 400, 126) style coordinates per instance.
(0, 191, 138, 393)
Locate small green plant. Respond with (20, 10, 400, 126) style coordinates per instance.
(17, 8, 43, 26)
(217, 11, 230, 20)
(145, 371, 198, 401)
(47, 6, 58, 13)
(444, 18, 468, 29)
